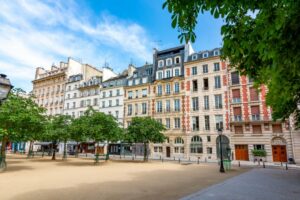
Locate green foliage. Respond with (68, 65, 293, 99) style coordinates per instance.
(163, 0, 300, 127)
(127, 117, 166, 144)
(44, 114, 72, 142)
(251, 149, 267, 157)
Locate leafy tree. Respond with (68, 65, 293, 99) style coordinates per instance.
(0, 89, 46, 170)
(44, 114, 72, 160)
(69, 116, 89, 157)
(127, 117, 166, 162)
(163, 0, 300, 127)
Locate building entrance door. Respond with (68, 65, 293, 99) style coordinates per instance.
(235, 145, 249, 161)
(272, 145, 287, 162)
(166, 147, 170, 158)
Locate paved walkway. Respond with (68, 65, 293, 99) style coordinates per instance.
(182, 168, 300, 200)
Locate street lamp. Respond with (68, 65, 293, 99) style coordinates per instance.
(0, 74, 13, 102)
(218, 128, 225, 173)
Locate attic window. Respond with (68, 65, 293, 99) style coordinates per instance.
(214, 50, 220, 56)
(192, 54, 197, 60)
(203, 52, 208, 58)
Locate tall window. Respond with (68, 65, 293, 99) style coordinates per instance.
(157, 85, 162, 96)
(174, 118, 181, 128)
(166, 118, 171, 129)
(214, 94, 222, 109)
(142, 103, 147, 114)
(204, 115, 210, 130)
(115, 111, 119, 119)
(251, 106, 260, 120)
(135, 90, 139, 98)
(116, 89, 120, 96)
(167, 59, 172, 66)
(158, 60, 164, 67)
(192, 116, 199, 131)
(174, 82, 180, 93)
(232, 89, 241, 103)
(175, 69, 180, 76)
(231, 71, 240, 85)
(174, 99, 180, 111)
(233, 107, 242, 121)
(214, 76, 221, 88)
(175, 57, 180, 64)
(192, 97, 199, 111)
(166, 84, 171, 94)
(203, 64, 208, 73)
(215, 115, 223, 130)
(214, 63, 220, 71)
(93, 98, 98, 106)
(192, 80, 198, 92)
(192, 66, 197, 75)
(204, 95, 209, 110)
(128, 91, 133, 99)
(102, 91, 106, 98)
(109, 100, 112, 107)
(203, 78, 209, 90)
(135, 104, 138, 115)
(142, 89, 147, 97)
(166, 70, 171, 78)
(102, 101, 105, 108)
(156, 101, 162, 113)
(109, 91, 113, 97)
(166, 100, 171, 112)
(127, 104, 132, 116)
(116, 99, 119, 106)
(250, 87, 259, 101)
(190, 136, 203, 153)
(158, 72, 163, 79)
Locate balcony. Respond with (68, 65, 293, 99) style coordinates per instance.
(252, 114, 260, 121)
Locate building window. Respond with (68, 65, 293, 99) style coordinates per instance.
(252, 125, 262, 134)
(175, 137, 184, 144)
(204, 115, 210, 130)
(175, 69, 180, 76)
(157, 85, 162, 96)
(272, 124, 283, 133)
(175, 57, 180, 64)
(174, 118, 181, 128)
(128, 91, 133, 99)
(166, 58, 172, 66)
(135, 104, 138, 115)
(233, 107, 242, 121)
(166, 84, 171, 95)
(166, 100, 171, 112)
(166, 70, 171, 78)
(192, 54, 197, 60)
(251, 106, 260, 121)
(109, 100, 112, 107)
(203, 52, 208, 58)
(93, 98, 98, 106)
(87, 99, 91, 106)
(215, 115, 223, 130)
(135, 90, 139, 98)
(192, 116, 199, 131)
(192, 97, 199, 111)
(204, 95, 209, 110)
(214, 63, 220, 71)
(253, 144, 265, 150)
(190, 136, 203, 153)
(154, 146, 163, 153)
(66, 103, 69, 109)
(250, 87, 259, 101)
(207, 136, 211, 142)
(73, 102, 76, 108)
(214, 94, 222, 109)
(203, 64, 208, 73)
(214, 50, 220, 56)
(192, 80, 198, 92)
(116, 99, 119, 106)
(207, 147, 213, 154)
(166, 118, 171, 129)
(192, 66, 197, 75)
(158, 72, 163, 80)
(142, 103, 147, 114)
(174, 99, 180, 111)
(156, 101, 162, 113)
(232, 89, 241, 103)
(115, 111, 119, 119)
(231, 71, 240, 85)
(203, 78, 209, 90)
(234, 126, 243, 134)
(174, 82, 180, 93)
(142, 89, 147, 97)
(214, 76, 221, 89)
(128, 104, 132, 116)
(158, 60, 164, 68)
(116, 89, 120, 96)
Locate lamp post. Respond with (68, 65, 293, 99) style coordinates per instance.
(0, 74, 13, 170)
(218, 128, 225, 173)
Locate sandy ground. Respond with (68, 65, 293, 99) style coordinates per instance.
(0, 154, 248, 200)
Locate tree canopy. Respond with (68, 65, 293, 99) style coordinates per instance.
(163, 0, 300, 127)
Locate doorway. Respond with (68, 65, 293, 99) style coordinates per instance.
(166, 147, 170, 158)
(272, 145, 287, 162)
(235, 145, 249, 161)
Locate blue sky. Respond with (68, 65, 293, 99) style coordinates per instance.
(0, 0, 224, 92)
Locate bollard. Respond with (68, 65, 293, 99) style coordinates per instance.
(162, 158, 164, 163)
(119, 154, 121, 159)
(281, 162, 283, 166)
(263, 161, 265, 168)
(286, 163, 288, 170)
(179, 158, 181, 163)
(197, 157, 200, 164)
(174, 156, 175, 161)
(238, 161, 240, 167)
(205, 158, 207, 163)
(132, 156, 134, 160)
(160, 155, 162, 160)
(189, 157, 190, 161)
(86, 153, 87, 157)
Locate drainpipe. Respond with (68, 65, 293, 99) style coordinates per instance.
(289, 116, 295, 163)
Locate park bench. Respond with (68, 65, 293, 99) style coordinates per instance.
(94, 154, 109, 164)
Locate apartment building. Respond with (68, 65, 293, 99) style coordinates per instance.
(184, 48, 230, 161)
(32, 58, 83, 115)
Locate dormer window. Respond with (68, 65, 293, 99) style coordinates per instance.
(158, 60, 164, 68)
(214, 50, 220, 56)
(203, 52, 208, 58)
(192, 54, 197, 60)
(166, 58, 172, 66)
(175, 56, 180, 64)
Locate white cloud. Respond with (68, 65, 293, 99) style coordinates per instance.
(0, 0, 153, 92)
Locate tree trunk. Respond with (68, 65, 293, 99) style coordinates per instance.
(52, 142, 56, 160)
(143, 142, 148, 162)
(63, 140, 67, 160)
(0, 137, 8, 170)
(75, 142, 79, 158)
(27, 141, 34, 158)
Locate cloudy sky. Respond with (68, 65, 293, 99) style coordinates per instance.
(0, 0, 224, 92)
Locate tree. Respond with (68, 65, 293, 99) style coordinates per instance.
(127, 117, 166, 162)
(0, 89, 46, 170)
(69, 116, 89, 157)
(163, 0, 300, 127)
(83, 107, 122, 163)
(44, 114, 72, 160)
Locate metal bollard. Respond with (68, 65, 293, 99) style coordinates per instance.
(132, 156, 134, 160)
(286, 163, 288, 170)
(281, 162, 283, 166)
(197, 157, 200, 164)
(263, 161, 265, 168)
(174, 156, 175, 161)
(160, 155, 162, 160)
(179, 158, 181, 163)
(238, 161, 240, 167)
(162, 158, 164, 163)
(205, 158, 207, 163)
